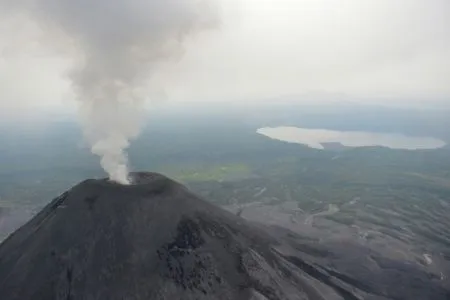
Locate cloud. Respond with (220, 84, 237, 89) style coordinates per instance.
(0, 0, 449, 111)
(154, 0, 450, 102)
(0, 0, 219, 183)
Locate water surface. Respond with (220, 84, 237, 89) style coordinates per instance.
(257, 127, 446, 150)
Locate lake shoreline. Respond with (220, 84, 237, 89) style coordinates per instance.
(257, 127, 446, 150)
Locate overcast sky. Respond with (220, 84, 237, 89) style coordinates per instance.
(1, 0, 449, 118)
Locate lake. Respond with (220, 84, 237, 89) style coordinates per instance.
(257, 127, 446, 150)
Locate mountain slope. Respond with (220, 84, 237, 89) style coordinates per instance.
(0, 173, 337, 299)
(0, 172, 448, 300)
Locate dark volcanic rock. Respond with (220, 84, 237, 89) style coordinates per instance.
(0, 173, 318, 299)
(0, 172, 449, 300)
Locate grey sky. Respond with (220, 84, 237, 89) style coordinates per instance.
(0, 0, 449, 118)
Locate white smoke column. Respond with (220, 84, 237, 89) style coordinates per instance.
(1, 0, 218, 184)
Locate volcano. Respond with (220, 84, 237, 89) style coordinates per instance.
(0, 173, 448, 300)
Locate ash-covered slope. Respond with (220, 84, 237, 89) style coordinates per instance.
(0, 173, 330, 300)
(0, 173, 448, 300)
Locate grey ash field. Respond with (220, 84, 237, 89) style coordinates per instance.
(1, 103, 450, 299)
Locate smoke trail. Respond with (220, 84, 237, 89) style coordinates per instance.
(1, 0, 219, 184)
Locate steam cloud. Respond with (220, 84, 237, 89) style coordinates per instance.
(1, 0, 218, 184)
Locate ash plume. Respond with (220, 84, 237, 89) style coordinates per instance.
(1, 0, 219, 184)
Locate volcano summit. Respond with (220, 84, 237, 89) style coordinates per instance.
(0, 173, 448, 300)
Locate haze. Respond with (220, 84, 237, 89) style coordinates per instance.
(1, 1, 450, 296)
(1, 0, 449, 120)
